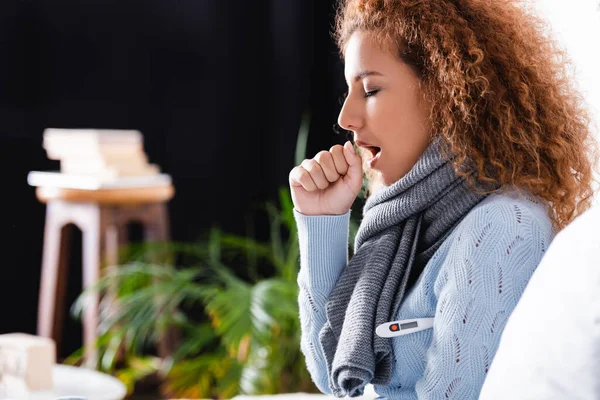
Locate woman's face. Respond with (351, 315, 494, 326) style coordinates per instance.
(338, 31, 431, 187)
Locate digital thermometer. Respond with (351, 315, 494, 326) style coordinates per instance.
(376, 318, 435, 338)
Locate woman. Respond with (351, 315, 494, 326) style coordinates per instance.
(289, 0, 597, 398)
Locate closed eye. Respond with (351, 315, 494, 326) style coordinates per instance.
(364, 89, 379, 98)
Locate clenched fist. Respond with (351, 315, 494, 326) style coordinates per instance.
(289, 141, 363, 216)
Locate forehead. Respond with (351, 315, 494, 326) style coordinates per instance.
(343, 32, 400, 81)
(343, 31, 419, 86)
(346, 32, 388, 61)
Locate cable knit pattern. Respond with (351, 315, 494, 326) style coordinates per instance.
(295, 191, 554, 399)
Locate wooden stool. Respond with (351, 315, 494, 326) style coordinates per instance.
(35, 184, 176, 365)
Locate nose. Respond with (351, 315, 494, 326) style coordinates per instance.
(337, 93, 362, 133)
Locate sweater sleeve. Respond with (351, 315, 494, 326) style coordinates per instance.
(413, 200, 552, 399)
(294, 210, 351, 394)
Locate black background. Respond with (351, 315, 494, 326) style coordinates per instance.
(0, 0, 348, 357)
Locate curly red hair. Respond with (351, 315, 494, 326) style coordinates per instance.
(336, 0, 598, 230)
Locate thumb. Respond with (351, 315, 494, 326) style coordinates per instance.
(342, 141, 363, 186)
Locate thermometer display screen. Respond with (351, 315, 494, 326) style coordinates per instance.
(400, 321, 418, 330)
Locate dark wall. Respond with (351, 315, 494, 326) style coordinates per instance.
(0, 0, 346, 352)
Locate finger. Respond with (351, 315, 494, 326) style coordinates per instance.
(329, 145, 349, 176)
(343, 141, 363, 181)
(289, 165, 318, 191)
(343, 141, 361, 167)
(301, 159, 329, 190)
(314, 151, 341, 182)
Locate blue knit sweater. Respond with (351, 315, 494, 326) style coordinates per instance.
(295, 191, 554, 399)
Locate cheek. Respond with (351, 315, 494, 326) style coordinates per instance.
(366, 97, 407, 138)
(379, 95, 430, 175)
(376, 95, 427, 148)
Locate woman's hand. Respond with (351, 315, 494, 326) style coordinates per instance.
(289, 141, 363, 216)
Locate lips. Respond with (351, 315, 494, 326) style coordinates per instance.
(355, 140, 382, 168)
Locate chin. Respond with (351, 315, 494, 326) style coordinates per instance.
(380, 169, 408, 187)
(380, 177, 396, 187)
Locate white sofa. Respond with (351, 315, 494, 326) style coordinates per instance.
(480, 204, 600, 399)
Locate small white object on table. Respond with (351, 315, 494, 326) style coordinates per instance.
(0, 333, 55, 391)
(1, 364, 127, 400)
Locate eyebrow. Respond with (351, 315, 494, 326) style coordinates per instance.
(353, 70, 384, 82)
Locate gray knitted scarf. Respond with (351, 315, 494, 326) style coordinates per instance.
(319, 138, 487, 397)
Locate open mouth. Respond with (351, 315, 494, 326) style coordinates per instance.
(364, 146, 381, 159)
(355, 140, 382, 167)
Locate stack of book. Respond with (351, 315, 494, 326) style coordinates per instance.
(27, 128, 172, 190)
(43, 128, 160, 179)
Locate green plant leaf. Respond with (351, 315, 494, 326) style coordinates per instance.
(265, 202, 286, 271)
(294, 110, 311, 166)
(240, 341, 274, 394)
(208, 227, 222, 264)
(278, 187, 296, 234)
(164, 348, 240, 399)
(101, 328, 125, 371)
(115, 355, 161, 396)
(250, 278, 298, 335)
(219, 234, 276, 266)
(200, 275, 253, 355)
(173, 322, 218, 361)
